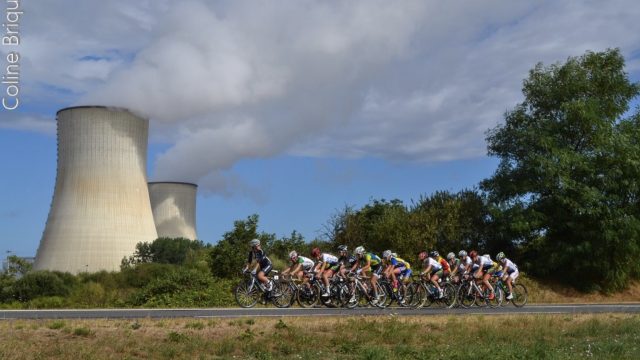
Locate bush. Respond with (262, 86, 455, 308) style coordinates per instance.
(12, 271, 76, 301)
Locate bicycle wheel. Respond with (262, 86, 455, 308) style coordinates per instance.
(512, 284, 528, 307)
(379, 281, 394, 308)
(272, 281, 294, 308)
(373, 282, 387, 308)
(234, 281, 260, 308)
(397, 284, 411, 307)
(297, 283, 320, 308)
(488, 286, 503, 308)
(457, 283, 475, 308)
(442, 283, 457, 308)
(408, 282, 424, 309)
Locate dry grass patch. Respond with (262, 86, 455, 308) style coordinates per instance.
(0, 314, 639, 359)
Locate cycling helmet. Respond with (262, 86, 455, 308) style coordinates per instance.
(338, 245, 348, 252)
(496, 252, 505, 261)
(469, 250, 478, 258)
(355, 246, 365, 255)
(429, 250, 439, 258)
(289, 250, 298, 260)
(249, 239, 260, 247)
(311, 247, 321, 258)
(447, 252, 455, 261)
(392, 252, 398, 257)
(382, 250, 392, 259)
(418, 251, 427, 261)
(458, 250, 467, 257)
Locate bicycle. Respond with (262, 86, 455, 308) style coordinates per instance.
(344, 272, 387, 308)
(379, 274, 412, 307)
(493, 276, 528, 307)
(410, 274, 456, 309)
(456, 275, 502, 308)
(234, 270, 292, 308)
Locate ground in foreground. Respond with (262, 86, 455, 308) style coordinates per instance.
(1, 314, 638, 359)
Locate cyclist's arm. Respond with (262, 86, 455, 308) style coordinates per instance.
(360, 259, 371, 273)
(422, 264, 432, 276)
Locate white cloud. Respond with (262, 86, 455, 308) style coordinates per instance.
(9, 0, 640, 196)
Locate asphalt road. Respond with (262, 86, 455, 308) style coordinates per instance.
(1, 304, 639, 320)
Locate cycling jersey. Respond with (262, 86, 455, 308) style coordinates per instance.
(390, 256, 411, 270)
(360, 253, 381, 267)
(438, 257, 450, 272)
(502, 258, 518, 273)
(477, 255, 493, 268)
(319, 253, 339, 267)
(248, 248, 271, 269)
(294, 256, 315, 271)
(424, 257, 442, 271)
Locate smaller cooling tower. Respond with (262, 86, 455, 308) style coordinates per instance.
(148, 182, 198, 239)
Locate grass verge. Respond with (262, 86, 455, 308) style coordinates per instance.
(1, 314, 639, 359)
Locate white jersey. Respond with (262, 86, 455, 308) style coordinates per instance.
(478, 255, 493, 267)
(459, 256, 472, 272)
(502, 258, 518, 273)
(426, 257, 442, 271)
(295, 256, 315, 271)
(320, 253, 339, 265)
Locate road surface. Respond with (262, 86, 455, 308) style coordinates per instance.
(1, 304, 639, 320)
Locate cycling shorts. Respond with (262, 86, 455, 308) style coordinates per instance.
(260, 263, 273, 276)
(430, 269, 443, 278)
(371, 264, 383, 278)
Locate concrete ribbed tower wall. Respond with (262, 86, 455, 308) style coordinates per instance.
(34, 106, 158, 273)
(148, 182, 198, 240)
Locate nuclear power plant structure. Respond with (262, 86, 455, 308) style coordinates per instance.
(34, 106, 159, 273)
(148, 182, 198, 240)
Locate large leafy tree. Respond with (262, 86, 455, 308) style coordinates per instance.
(208, 214, 275, 278)
(482, 49, 640, 291)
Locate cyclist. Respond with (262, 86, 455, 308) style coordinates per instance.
(243, 239, 273, 292)
(496, 252, 519, 300)
(335, 245, 357, 277)
(419, 250, 444, 298)
(435, 251, 451, 280)
(457, 250, 473, 281)
(311, 247, 339, 298)
(446, 252, 462, 284)
(470, 250, 496, 300)
(282, 250, 314, 283)
(382, 250, 412, 293)
(351, 246, 383, 303)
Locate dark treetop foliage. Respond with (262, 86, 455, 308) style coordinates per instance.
(481, 48, 640, 292)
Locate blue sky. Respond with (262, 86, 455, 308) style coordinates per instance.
(1, 1, 640, 257)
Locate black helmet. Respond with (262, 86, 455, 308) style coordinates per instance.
(429, 250, 439, 258)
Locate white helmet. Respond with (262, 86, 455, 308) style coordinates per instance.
(249, 239, 260, 247)
(382, 250, 392, 259)
(391, 252, 398, 258)
(355, 246, 365, 255)
(447, 252, 456, 261)
(289, 250, 298, 260)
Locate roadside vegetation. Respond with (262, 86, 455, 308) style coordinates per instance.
(1, 48, 639, 308)
(1, 314, 639, 359)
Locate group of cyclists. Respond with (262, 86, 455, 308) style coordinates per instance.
(242, 238, 520, 306)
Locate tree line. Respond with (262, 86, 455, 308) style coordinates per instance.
(1, 49, 638, 307)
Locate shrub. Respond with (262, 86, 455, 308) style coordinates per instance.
(12, 271, 76, 301)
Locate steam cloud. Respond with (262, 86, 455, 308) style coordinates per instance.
(71, 0, 640, 196)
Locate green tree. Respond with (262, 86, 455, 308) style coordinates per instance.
(482, 48, 640, 291)
(208, 214, 275, 278)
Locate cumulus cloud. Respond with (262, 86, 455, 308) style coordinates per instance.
(10, 0, 640, 196)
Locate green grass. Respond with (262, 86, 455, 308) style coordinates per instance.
(0, 314, 639, 359)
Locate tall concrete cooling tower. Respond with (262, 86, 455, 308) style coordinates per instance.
(148, 182, 198, 240)
(34, 106, 158, 273)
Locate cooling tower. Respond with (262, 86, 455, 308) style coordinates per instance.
(148, 182, 198, 240)
(34, 106, 158, 273)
